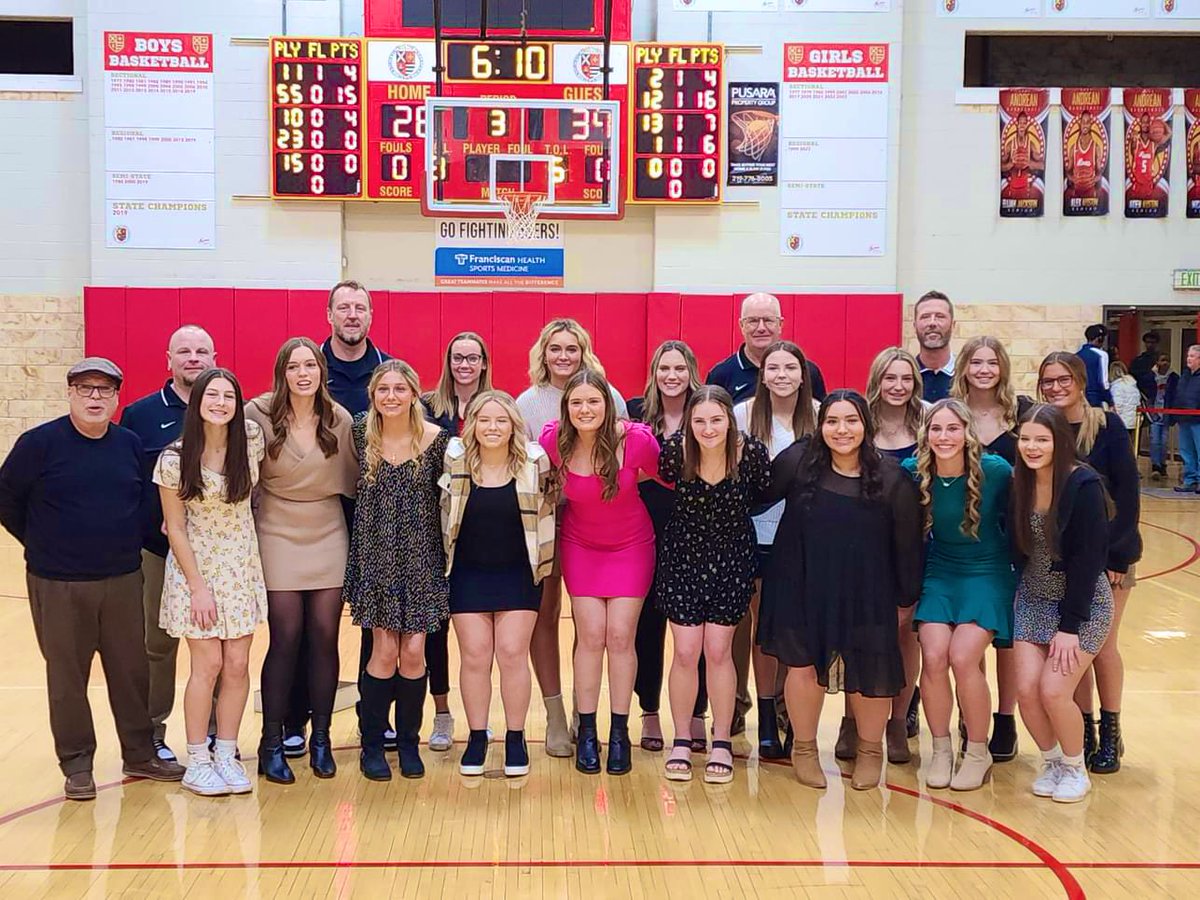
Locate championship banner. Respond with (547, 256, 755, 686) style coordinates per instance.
(1186, 89, 1200, 219)
(1061, 88, 1111, 217)
(728, 82, 779, 187)
(1123, 88, 1173, 219)
(999, 88, 1048, 218)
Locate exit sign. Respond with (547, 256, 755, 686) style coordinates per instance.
(1175, 269, 1200, 291)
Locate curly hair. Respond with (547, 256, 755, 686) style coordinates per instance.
(796, 390, 884, 507)
(363, 359, 427, 484)
(951, 335, 1019, 430)
(556, 369, 622, 501)
(915, 398, 983, 539)
(460, 390, 529, 481)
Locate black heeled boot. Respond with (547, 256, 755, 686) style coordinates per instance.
(1090, 710, 1124, 774)
(1082, 711, 1099, 768)
(906, 687, 921, 739)
(607, 713, 632, 776)
(505, 729, 530, 777)
(309, 715, 336, 778)
(257, 721, 296, 784)
(396, 673, 427, 779)
(988, 713, 1018, 763)
(359, 673, 393, 781)
(575, 712, 601, 774)
(758, 697, 787, 760)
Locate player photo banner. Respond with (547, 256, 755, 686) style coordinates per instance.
(728, 82, 779, 186)
(999, 88, 1049, 218)
(1061, 88, 1111, 217)
(1185, 90, 1200, 219)
(1123, 88, 1173, 219)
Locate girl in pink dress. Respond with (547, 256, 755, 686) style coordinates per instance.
(539, 369, 659, 776)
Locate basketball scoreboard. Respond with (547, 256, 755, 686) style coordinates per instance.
(269, 37, 725, 211)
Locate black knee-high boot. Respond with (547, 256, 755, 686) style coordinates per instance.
(359, 673, 393, 781)
(396, 673, 427, 779)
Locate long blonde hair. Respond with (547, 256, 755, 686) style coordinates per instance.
(460, 390, 529, 481)
(1037, 351, 1107, 454)
(425, 331, 493, 421)
(640, 340, 701, 435)
(866, 347, 925, 439)
(363, 360, 427, 483)
(952, 335, 1019, 429)
(261, 337, 341, 461)
(527, 318, 606, 387)
(915, 398, 983, 540)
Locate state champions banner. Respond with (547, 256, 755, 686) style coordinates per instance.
(1061, 88, 1111, 217)
(1123, 88, 1173, 219)
(1186, 89, 1200, 220)
(999, 88, 1048, 218)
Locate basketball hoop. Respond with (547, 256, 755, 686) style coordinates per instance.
(498, 190, 546, 242)
(731, 109, 778, 162)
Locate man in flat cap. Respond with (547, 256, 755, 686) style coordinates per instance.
(0, 357, 185, 800)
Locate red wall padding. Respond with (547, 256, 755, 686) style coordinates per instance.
(84, 288, 902, 413)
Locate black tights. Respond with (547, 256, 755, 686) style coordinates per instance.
(262, 589, 342, 724)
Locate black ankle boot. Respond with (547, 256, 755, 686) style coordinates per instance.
(575, 714, 601, 774)
(309, 715, 336, 778)
(505, 730, 529, 777)
(757, 697, 786, 760)
(607, 715, 632, 776)
(1090, 710, 1124, 774)
(359, 673, 393, 781)
(782, 722, 794, 757)
(396, 673, 426, 779)
(257, 721, 296, 784)
(1082, 712, 1099, 767)
(906, 687, 921, 738)
(988, 713, 1018, 763)
(460, 729, 489, 776)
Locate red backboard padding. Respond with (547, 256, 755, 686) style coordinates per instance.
(83, 287, 900, 409)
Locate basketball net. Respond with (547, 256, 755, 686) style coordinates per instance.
(499, 191, 545, 242)
(731, 110, 777, 162)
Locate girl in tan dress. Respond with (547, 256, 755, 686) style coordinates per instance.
(157, 368, 266, 797)
(246, 338, 357, 784)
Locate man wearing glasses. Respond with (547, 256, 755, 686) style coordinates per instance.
(0, 358, 186, 800)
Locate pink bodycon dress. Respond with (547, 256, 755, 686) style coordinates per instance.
(539, 420, 659, 599)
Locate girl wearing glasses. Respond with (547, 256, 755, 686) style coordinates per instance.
(1037, 352, 1141, 776)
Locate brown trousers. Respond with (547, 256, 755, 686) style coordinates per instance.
(27, 570, 155, 775)
(140, 550, 177, 740)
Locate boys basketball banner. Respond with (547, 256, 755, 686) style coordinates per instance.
(999, 88, 1048, 218)
(1186, 89, 1200, 219)
(1124, 88, 1173, 219)
(1061, 88, 1111, 217)
(728, 83, 779, 187)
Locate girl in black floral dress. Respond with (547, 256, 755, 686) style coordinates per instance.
(657, 386, 770, 784)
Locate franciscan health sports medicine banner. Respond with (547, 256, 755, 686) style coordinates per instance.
(998, 88, 1048, 218)
(433, 219, 564, 288)
(1185, 90, 1200, 219)
(103, 32, 216, 250)
(779, 43, 889, 257)
(728, 83, 779, 187)
(1061, 88, 1111, 217)
(1123, 88, 1173, 219)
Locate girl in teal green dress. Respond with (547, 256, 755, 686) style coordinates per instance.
(902, 399, 1015, 792)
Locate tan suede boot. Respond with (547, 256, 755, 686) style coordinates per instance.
(834, 716, 858, 761)
(543, 694, 573, 758)
(790, 739, 827, 789)
(951, 741, 993, 791)
(926, 735, 954, 789)
(850, 739, 884, 790)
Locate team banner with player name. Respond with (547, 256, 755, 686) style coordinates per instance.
(998, 88, 1048, 218)
(1061, 88, 1111, 217)
(1123, 88, 1173, 219)
(1186, 90, 1200, 219)
(727, 83, 779, 187)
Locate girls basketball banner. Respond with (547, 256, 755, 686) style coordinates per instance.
(1186, 89, 1200, 219)
(1124, 88, 1173, 219)
(998, 88, 1048, 218)
(728, 82, 779, 187)
(1061, 88, 1111, 217)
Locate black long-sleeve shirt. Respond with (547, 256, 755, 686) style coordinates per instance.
(1076, 413, 1142, 573)
(0, 417, 145, 581)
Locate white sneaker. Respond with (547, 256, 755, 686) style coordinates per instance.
(214, 754, 253, 794)
(1032, 760, 1063, 797)
(429, 712, 455, 752)
(182, 760, 231, 797)
(1052, 764, 1092, 803)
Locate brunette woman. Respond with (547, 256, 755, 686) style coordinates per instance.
(733, 339, 816, 760)
(246, 338, 357, 784)
(628, 341, 708, 753)
(758, 391, 923, 791)
(1038, 352, 1141, 774)
(419, 331, 494, 752)
(345, 360, 450, 781)
(902, 399, 1015, 791)
(156, 369, 266, 796)
(516, 318, 627, 757)
(1011, 404, 1114, 802)
(539, 369, 659, 775)
(659, 387, 770, 783)
(440, 391, 555, 777)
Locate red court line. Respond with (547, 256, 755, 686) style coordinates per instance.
(1138, 521, 1200, 581)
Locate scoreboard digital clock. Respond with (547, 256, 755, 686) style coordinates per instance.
(269, 38, 365, 199)
(444, 41, 552, 83)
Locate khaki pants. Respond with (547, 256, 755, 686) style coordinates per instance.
(27, 570, 154, 775)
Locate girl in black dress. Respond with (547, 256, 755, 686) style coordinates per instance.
(658, 386, 770, 784)
(759, 390, 923, 791)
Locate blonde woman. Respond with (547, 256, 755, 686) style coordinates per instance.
(515, 318, 627, 757)
(866, 347, 926, 461)
(440, 391, 555, 777)
(901, 399, 1014, 791)
(1108, 360, 1141, 438)
(344, 360, 450, 782)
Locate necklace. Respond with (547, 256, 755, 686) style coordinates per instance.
(937, 473, 963, 487)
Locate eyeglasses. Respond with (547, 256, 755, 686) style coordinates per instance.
(451, 354, 483, 365)
(741, 316, 782, 328)
(71, 383, 118, 399)
(1038, 375, 1075, 391)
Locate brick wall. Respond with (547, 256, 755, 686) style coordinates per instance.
(0, 295, 83, 454)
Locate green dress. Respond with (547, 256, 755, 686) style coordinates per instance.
(901, 454, 1016, 641)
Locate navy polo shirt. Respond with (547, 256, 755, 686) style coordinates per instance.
(119, 380, 189, 557)
(918, 353, 955, 402)
(322, 337, 390, 416)
(706, 345, 828, 404)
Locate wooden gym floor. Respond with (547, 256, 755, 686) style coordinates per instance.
(1, 492, 1199, 898)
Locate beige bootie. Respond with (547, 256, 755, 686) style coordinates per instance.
(850, 739, 884, 790)
(543, 694, 573, 758)
(926, 735, 954, 789)
(951, 740, 993, 791)
(791, 739, 827, 789)
(835, 716, 858, 761)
